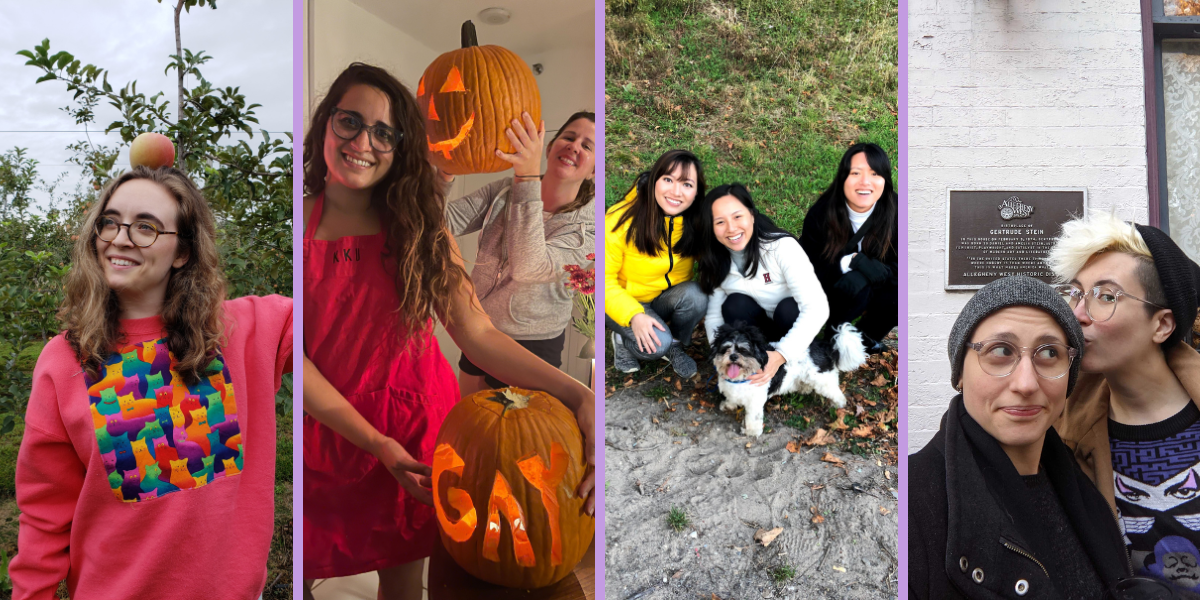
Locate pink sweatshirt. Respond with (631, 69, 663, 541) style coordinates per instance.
(10, 295, 293, 600)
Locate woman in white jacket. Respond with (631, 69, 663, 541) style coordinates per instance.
(684, 183, 830, 386)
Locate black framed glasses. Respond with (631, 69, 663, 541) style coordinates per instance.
(1055, 284, 1167, 322)
(965, 339, 1077, 379)
(330, 107, 400, 153)
(96, 216, 177, 248)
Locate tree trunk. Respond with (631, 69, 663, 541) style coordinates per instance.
(174, 0, 185, 171)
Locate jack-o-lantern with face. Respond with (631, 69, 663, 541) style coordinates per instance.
(417, 21, 542, 175)
(431, 387, 594, 588)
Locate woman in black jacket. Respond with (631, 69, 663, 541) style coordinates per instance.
(909, 276, 1132, 599)
(799, 143, 897, 353)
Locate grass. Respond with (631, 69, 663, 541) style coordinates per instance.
(604, 0, 898, 234)
(666, 506, 691, 532)
(771, 565, 797, 583)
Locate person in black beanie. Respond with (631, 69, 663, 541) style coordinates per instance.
(909, 275, 1132, 600)
(1049, 213, 1200, 593)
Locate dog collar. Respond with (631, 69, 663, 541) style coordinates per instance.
(721, 378, 752, 385)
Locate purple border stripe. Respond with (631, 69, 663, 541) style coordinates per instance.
(898, 0, 908, 595)
(292, 0, 303, 596)
(594, 0, 607, 594)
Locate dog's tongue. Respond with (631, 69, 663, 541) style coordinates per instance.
(727, 364, 741, 379)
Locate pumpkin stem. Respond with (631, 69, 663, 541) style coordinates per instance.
(461, 20, 478, 48)
(488, 388, 530, 416)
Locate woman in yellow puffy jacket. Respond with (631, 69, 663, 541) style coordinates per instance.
(605, 149, 707, 377)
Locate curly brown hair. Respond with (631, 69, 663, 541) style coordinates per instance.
(303, 63, 469, 346)
(59, 166, 226, 386)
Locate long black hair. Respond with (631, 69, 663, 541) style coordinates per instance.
(815, 143, 897, 263)
(608, 149, 706, 256)
(689, 183, 796, 295)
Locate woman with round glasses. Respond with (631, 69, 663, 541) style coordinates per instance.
(442, 110, 595, 395)
(10, 167, 293, 600)
(909, 275, 1130, 599)
(301, 64, 595, 599)
(1049, 213, 1200, 590)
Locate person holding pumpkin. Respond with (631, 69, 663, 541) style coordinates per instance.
(605, 149, 708, 378)
(799, 142, 898, 355)
(441, 110, 596, 396)
(301, 63, 596, 599)
(9, 166, 293, 600)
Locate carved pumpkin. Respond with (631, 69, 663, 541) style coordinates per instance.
(417, 20, 542, 175)
(432, 387, 593, 588)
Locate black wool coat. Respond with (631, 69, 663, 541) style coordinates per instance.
(798, 194, 898, 294)
(908, 396, 1131, 599)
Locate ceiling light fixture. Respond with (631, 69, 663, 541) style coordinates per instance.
(478, 7, 512, 25)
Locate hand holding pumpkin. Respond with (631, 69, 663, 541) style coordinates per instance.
(373, 437, 435, 506)
(573, 395, 596, 516)
(497, 112, 545, 178)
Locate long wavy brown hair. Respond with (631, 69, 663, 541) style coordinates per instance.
(60, 166, 226, 386)
(303, 63, 469, 345)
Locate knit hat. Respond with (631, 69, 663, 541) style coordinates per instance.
(1133, 224, 1200, 347)
(948, 275, 1085, 395)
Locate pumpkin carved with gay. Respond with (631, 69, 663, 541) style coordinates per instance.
(432, 388, 594, 588)
(417, 20, 542, 175)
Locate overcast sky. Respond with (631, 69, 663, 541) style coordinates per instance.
(0, 0, 292, 208)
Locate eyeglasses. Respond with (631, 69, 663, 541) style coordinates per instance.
(330, 107, 400, 153)
(96, 216, 178, 248)
(1055, 284, 1167, 322)
(965, 339, 1077, 379)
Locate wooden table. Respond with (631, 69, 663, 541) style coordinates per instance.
(427, 541, 595, 600)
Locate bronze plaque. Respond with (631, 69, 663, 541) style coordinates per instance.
(945, 189, 1087, 290)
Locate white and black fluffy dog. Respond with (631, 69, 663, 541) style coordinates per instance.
(710, 321, 868, 437)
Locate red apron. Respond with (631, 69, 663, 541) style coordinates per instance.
(302, 193, 459, 579)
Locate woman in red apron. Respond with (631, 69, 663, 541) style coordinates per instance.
(302, 63, 595, 599)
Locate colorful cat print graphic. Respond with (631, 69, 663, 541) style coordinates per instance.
(1112, 418, 1200, 591)
(85, 338, 243, 503)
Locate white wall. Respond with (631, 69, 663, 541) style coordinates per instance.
(304, 0, 595, 388)
(907, 0, 1148, 451)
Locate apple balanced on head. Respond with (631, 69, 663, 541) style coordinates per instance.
(129, 132, 176, 170)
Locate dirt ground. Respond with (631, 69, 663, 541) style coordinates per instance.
(604, 371, 898, 600)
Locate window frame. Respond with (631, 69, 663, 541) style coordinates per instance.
(1143, 0, 1200, 230)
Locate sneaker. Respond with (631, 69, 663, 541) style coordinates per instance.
(663, 341, 697, 378)
(862, 334, 889, 355)
(612, 333, 640, 373)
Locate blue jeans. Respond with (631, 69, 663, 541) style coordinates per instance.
(605, 281, 708, 360)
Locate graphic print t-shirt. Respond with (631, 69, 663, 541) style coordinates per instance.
(1111, 401, 1200, 592)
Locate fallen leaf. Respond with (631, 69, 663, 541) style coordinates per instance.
(786, 441, 800, 453)
(871, 374, 887, 387)
(811, 515, 824, 524)
(712, 594, 722, 600)
(745, 442, 753, 448)
(687, 403, 693, 411)
(672, 570, 683, 579)
(832, 565, 846, 573)
(754, 527, 784, 547)
(829, 409, 850, 430)
(879, 507, 890, 515)
(675, 380, 683, 391)
(623, 377, 634, 387)
(802, 428, 836, 446)
(691, 420, 700, 426)
(698, 408, 706, 414)
(810, 484, 825, 490)
(855, 404, 867, 418)
(821, 452, 844, 466)
(652, 417, 660, 424)
(851, 424, 875, 438)
(885, 470, 892, 480)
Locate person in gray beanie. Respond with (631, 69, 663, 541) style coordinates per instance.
(909, 275, 1131, 600)
(1049, 213, 1200, 592)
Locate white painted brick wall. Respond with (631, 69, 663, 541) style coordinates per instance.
(908, 0, 1149, 452)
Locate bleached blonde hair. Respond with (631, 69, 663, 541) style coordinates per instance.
(1046, 211, 1166, 311)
